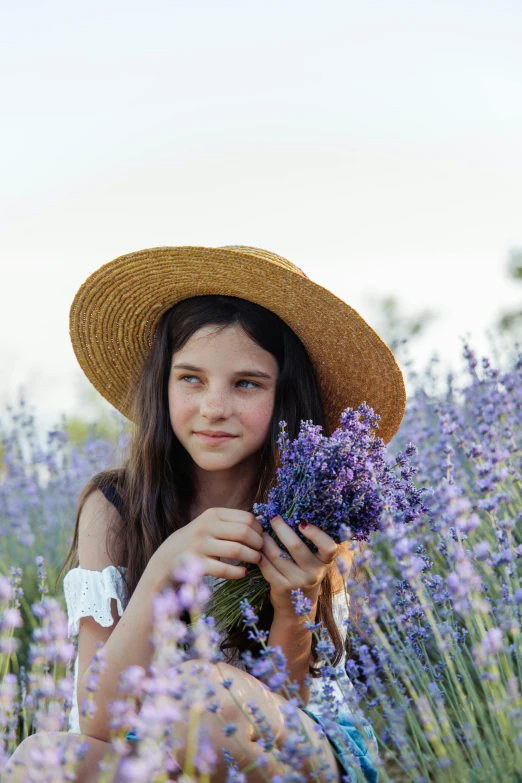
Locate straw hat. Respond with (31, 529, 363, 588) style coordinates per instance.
(69, 245, 406, 442)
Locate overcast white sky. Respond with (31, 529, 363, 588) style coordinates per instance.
(1, 0, 521, 432)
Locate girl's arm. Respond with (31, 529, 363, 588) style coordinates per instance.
(260, 519, 352, 707)
(75, 490, 168, 742)
(76, 500, 263, 742)
(268, 604, 317, 705)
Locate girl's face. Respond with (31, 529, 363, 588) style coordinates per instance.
(168, 324, 279, 472)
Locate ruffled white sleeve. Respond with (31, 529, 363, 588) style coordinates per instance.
(63, 565, 129, 637)
(63, 565, 129, 734)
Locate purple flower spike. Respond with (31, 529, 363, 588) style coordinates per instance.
(253, 403, 427, 555)
(171, 552, 207, 585)
(239, 599, 259, 627)
(208, 401, 427, 632)
(291, 589, 313, 617)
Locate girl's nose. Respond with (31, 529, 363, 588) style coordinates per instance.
(199, 387, 232, 419)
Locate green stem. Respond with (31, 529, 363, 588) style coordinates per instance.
(183, 705, 200, 779)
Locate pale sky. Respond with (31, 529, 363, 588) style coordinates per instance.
(1, 0, 521, 432)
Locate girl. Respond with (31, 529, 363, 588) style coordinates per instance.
(5, 245, 405, 783)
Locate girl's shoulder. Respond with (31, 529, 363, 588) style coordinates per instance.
(96, 482, 126, 519)
(78, 485, 126, 571)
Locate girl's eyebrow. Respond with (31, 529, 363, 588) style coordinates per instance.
(172, 362, 274, 380)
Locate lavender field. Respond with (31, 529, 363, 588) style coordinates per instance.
(1, 343, 521, 782)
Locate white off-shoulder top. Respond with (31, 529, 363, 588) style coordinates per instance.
(63, 565, 352, 734)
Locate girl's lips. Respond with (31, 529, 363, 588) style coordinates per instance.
(195, 433, 238, 444)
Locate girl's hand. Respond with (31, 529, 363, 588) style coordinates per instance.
(153, 508, 263, 586)
(258, 515, 340, 617)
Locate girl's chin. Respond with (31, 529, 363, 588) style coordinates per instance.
(194, 461, 243, 473)
(191, 451, 253, 470)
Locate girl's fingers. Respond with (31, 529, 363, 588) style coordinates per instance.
(261, 531, 302, 579)
(257, 547, 287, 589)
(260, 518, 340, 588)
(268, 517, 315, 570)
(204, 537, 262, 565)
(269, 516, 339, 567)
(296, 522, 339, 565)
(214, 520, 264, 552)
(268, 516, 329, 569)
(204, 558, 248, 581)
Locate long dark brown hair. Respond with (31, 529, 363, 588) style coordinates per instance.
(58, 295, 366, 675)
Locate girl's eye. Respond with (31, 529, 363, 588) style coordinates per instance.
(180, 375, 259, 389)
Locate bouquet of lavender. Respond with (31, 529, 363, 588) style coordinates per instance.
(206, 402, 426, 634)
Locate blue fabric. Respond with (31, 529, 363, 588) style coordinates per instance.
(301, 705, 379, 783)
(126, 707, 379, 782)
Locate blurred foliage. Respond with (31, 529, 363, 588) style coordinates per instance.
(366, 293, 439, 357)
(64, 414, 129, 447)
(64, 376, 132, 447)
(14, 566, 49, 676)
(498, 247, 522, 333)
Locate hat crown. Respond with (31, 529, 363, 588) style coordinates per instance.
(218, 245, 309, 279)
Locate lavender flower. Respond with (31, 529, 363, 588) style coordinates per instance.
(207, 403, 427, 633)
(3, 342, 522, 782)
(255, 406, 424, 548)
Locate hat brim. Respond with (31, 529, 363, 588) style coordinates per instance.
(69, 246, 406, 443)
